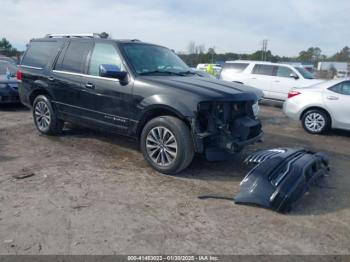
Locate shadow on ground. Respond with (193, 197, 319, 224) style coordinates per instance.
(0, 103, 28, 112)
(46, 118, 350, 216)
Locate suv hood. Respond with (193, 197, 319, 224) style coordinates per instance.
(139, 76, 261, 102)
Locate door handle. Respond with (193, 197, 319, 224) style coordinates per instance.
(47, 76, 55, 81)
(327, 96, 339, 100)
(251, 77, 257, 80)
(85, 83, 95, 89)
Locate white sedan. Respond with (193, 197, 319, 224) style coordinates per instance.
(283, 78, 350, 134)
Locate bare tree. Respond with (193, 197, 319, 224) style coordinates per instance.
(187, 41, 196, 54)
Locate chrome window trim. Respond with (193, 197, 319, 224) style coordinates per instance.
(52, 70, 121, 82)
(20, 65, 43, 70)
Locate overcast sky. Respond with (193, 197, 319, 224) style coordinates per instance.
(2, 0, 350, 56)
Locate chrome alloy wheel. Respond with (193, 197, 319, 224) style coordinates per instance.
(146, 126, 178, 167)
(305, 113, 325, 133)
(34, 101, 51, 131)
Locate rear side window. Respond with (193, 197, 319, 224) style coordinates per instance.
(57, 41, 91, 73)
(21, 41, 58, 68)
(252, 64, 276, 76)
(276, 66, 294, 78)
(222, 63, 248, 73)
(329, 81, 350, 96)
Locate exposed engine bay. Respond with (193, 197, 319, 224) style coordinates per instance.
(234, 148, 330, 213)
(192, 101, 263, 160)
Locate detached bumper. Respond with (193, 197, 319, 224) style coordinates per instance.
(235, 148, 330, 213)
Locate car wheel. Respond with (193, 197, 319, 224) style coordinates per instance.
(141, 116, 194, 174)
(301, 109, 330, 134)
(33, 95, 64, 135)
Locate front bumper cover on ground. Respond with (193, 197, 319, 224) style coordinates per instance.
(234, 148, 330, 213)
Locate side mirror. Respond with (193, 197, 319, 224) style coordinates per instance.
(99, 64, 128, 81)
(290, 73, 299, 80)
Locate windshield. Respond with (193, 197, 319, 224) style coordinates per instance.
(120, 43, 189, 75)
(294, 67, 315, 79)
(0, 61, 17, 77)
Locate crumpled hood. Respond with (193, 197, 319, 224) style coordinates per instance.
(139, 76, 262, 102)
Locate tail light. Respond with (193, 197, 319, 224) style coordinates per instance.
(16, 70, 22, 81)
(288, 91, 301, 99)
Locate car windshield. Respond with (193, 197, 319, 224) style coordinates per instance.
(294, 67, 315, 79)
(0, 61, 17, 77)
(120, 43, 189, 75)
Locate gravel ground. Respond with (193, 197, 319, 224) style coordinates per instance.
(0, 104, 349, 255)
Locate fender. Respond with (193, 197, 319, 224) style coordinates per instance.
(28, 79, 54, 104)
(136, 94, 196, 120)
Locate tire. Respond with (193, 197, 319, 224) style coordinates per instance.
(140, 116, 194, 174)
(33, 95, 64, 135)
(301, 109, 330, 134)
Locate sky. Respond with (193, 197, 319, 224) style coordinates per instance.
(2, 0, 350, 56)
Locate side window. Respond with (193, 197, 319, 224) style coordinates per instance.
(88, 43, 123, 76)
(252, 64, 275, 76)
(222, 63, 248, 73)
(21, 41, 59, 68)
(276, 66, 294, 78)
(58, 41, 91, 73)
(329, 81, 350, 96)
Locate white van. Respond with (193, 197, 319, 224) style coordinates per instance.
(220, 61, 323, 101)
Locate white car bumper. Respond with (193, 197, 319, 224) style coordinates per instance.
(283, 99, 303, 121)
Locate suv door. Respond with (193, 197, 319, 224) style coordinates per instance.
(247, 64, 276, 98)
(50, 40, 93, 119)
(270, 66, 299, 100)
(80, 41, 133, 133)
(324, 81, 350, 130)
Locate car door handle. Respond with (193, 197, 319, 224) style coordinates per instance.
(327, 96, 339, 100)
(85, 83, 95, 89)
(47, 76, 55, 81)
(251, 77, 257, 80)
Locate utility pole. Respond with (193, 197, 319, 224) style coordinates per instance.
(261, 40, 268, 61)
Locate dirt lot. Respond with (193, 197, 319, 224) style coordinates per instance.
(0, 104, 349, 255)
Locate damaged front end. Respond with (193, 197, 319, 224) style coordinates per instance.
(192, 100, 263, 161)
(234, 148, 330, 213)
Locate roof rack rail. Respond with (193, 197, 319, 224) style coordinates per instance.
(44, 33, 101, 39)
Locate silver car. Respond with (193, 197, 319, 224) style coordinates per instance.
(283, 78, 350, 134)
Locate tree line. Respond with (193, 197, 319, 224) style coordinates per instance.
(1, 37, 349, 68)
(179, 42, 350, 68)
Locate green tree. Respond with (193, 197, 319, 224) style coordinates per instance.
(297, 47, 322, 64)
(330, 46, 350, 62)
(99, 32, 110, 39)
(0, 37, 19, 57)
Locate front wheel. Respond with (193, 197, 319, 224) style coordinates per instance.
(301, 109, 330, 134)
(140, 116, 194, 174)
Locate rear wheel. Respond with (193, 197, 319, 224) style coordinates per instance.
(301, 109, 330, 134)
(33, 95, 64, 135)
(140, 116, 194, 174)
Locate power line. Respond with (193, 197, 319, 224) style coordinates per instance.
(261, 40, 268, 61)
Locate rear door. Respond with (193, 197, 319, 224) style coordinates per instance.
(324, 81, 350, 130)
(246, 64, 276, 98)
(269, 66, 298, 100)
(79, 41, 134, 133)
(50, 40, 93, 119)
(219, 62, 249, 82)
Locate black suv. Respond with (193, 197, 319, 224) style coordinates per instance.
(18, 34, 263, 174)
